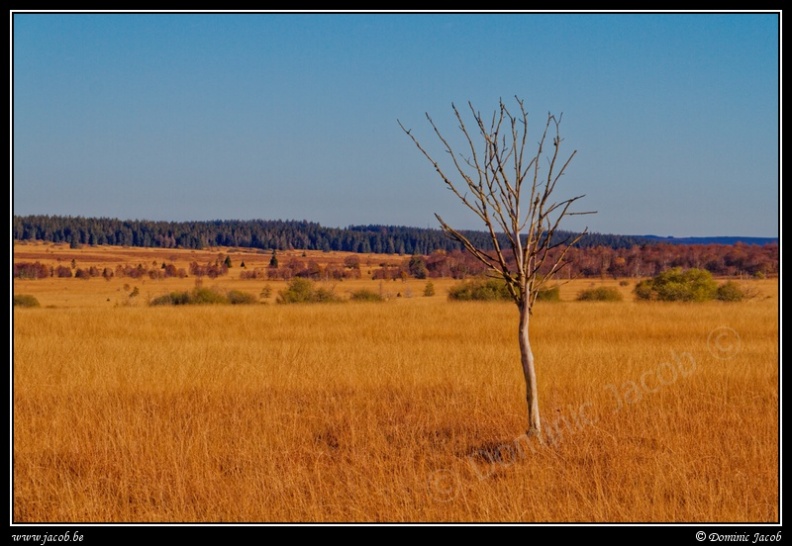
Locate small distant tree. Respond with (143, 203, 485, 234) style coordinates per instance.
(224, 255, 233, 268)
(400, 96, 593, 439)
(304, 260, 322, 279)
(423, 281, 436, 297)
(269, 250, 279, 268)
(408, 255, 428, 279)
(343, 255, 361, 270)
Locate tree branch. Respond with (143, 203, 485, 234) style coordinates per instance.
(399, 98, 592, 313)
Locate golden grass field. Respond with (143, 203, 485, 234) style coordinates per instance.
(13, 243, 779, 522)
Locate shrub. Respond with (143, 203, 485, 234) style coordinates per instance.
(189, 287, 228, 305)
(448, 278, 511, 301)
(535, 286, 561, 302)
(277, 278, 341, 304)
(150, 291, 190, 306)
(349, 289, 385, 302)
(311, 287, 341, 303)
(449, 278, 561, 302)
(13, 295, 40, 308)
(227, 290, 257, 305)
(634, 279, 654, 301)
(277, 278, 316, 303)
(150, 293, 172, 306)
(423, 281, 436, 297)
(149, 287, 237, 306)
(716, 281, 745, 302)
(576, 287, 623, 302)
(634, 267, 718, 302)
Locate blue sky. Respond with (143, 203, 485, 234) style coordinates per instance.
(12, 12, 779, 237)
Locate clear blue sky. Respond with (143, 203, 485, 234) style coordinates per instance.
(12, 11, 779, 237)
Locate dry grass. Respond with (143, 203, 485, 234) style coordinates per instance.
(12, 246, 779, 522)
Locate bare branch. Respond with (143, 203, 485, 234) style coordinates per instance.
(400, 98, 591, 315)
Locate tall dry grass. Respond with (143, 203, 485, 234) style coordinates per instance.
(13, 277, 778, 522)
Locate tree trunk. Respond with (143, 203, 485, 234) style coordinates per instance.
(519, 303, 542, 440)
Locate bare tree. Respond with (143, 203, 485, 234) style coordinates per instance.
(399, 96, 593, 440)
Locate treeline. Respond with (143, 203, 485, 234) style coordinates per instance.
(376, 244, 778, 280)
(13, 242, 778, 282)
(12, 260, 229, 281)
(267, 244, 777, 281)
(13, 215, 651, 254)
(548, 243, 778, 279)
(13, 215, 778, 279)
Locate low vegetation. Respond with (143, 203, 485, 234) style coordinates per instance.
(448, 278, 562, 303)
(715, 281, 746, 302)
(534, 285, 561, 302)
(149, 287, 257, 306)
(349, 289, 385, 302)
(226, 289, 259, 305)
(448, 278, 511, 301)
(635, 268, 746, 302)
(276, 278, 341, 304)
(13, 294, 40, 308)
(576, 287, 623, 302)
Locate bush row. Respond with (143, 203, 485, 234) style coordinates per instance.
(150, 287, 257, 306)
(24, 268, 750, 308)
(148, 280, 390, 306)
(447, 278, 561, 302)
(446, 270, 747, 303)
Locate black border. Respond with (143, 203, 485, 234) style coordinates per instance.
(9, 9, 782, 537)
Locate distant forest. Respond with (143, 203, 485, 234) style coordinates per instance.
(13, 215, 779, 279)
(13, 214, 655, 253)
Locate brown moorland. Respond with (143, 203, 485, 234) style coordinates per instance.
(13, 243, 779, 522)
